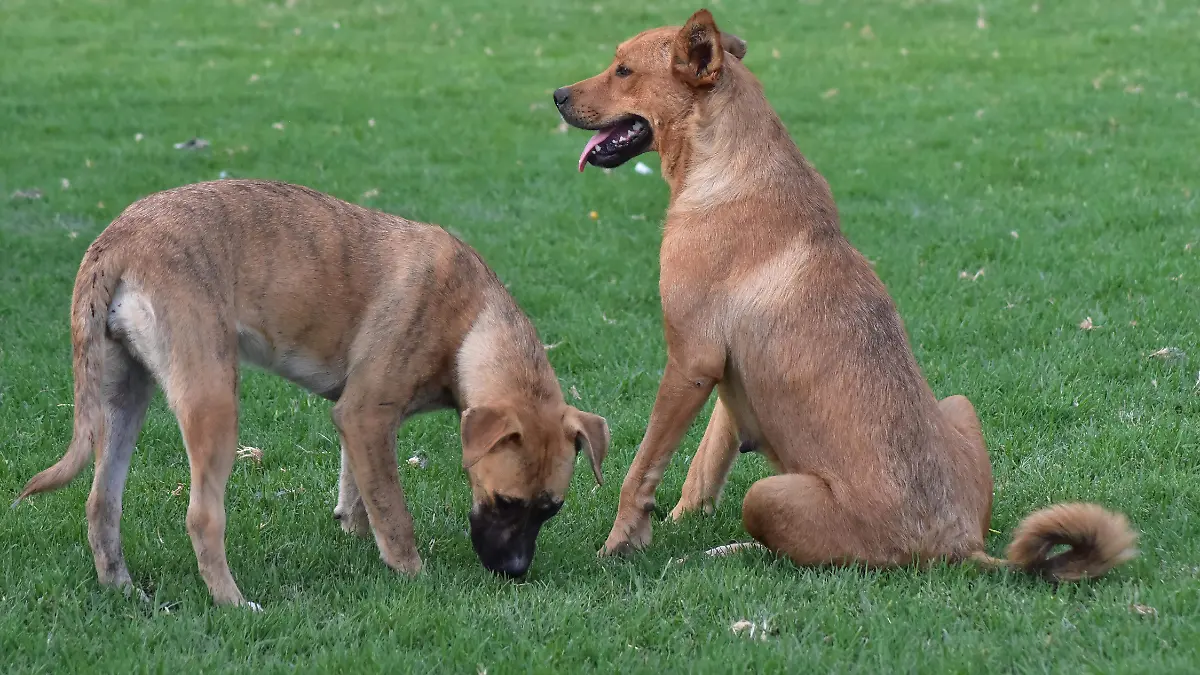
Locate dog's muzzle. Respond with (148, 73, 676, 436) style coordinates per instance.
(468, 496, 562, 578)
(553, 87, 654, 172)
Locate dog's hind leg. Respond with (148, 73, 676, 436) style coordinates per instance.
(939, 395, 993, 542)
(670, 397, 740, 520)
(333, 440, 371, 537)
(110, 288, 251, 606)
(173, 372, 247, 607)
(86, 339, 155, 595)
(145, 316, 251, 608)
(742, 473, 896, 568)
(106, 285, 251, 606)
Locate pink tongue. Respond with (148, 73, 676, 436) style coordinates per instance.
(578, 126, 617, 172)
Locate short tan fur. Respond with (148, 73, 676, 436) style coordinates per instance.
(556, 10, 1136, 581)
(17, 179, 610, 607)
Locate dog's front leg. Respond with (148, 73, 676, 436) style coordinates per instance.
(333, 440, 371, 537)
(332, 398, 423, 576)
(670, 396, 740, 521)
(601, 352, 721, 556)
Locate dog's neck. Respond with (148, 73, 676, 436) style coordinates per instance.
(454, 292, 561, 412)
(662, 60, 837, 227)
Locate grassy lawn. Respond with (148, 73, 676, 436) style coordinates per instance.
(2, 0, 1198, 671)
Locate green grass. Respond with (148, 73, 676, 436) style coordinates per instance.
(2, 0, 1198, 671)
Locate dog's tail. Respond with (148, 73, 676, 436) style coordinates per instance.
(14, 239, 126, 506)
(967, 503, 1138, 581)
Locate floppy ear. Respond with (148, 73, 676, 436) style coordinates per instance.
(673, 9, 726, 87)
(566, 408, 610, 485)
(721, 32, 747, 60)
(461, 406, 522, 470)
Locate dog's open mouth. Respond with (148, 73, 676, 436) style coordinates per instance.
(578, 115, 653, 172)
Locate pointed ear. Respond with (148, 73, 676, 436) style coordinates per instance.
(566, 408, 610, 485)
(721, 32, 746, 60)
(673, 9, 725, 87)
(461, 406, 522, 470)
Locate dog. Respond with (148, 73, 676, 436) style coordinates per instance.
(15, 179, 610, 608)
(554, 9, 1137, 581)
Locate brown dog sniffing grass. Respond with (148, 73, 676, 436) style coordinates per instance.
(15, 179, 611, 608)
(554, 10, 1137, 581)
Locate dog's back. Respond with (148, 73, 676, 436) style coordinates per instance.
(94, 180, 496, 396)
(104, 179, 441, 330)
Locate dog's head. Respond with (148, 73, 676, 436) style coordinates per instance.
(460, 402, 609, 578)
(554, 9, 746, 172)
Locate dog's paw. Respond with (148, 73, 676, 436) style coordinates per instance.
(383, 550, 424, 577)
(125, 585, 151, 604)
(598, 539, 637, 557)
(101, 570, 153, 605)
(668, 499, 713, 522)
(599, 517, 652, 557)
(335, 507, 372, 537)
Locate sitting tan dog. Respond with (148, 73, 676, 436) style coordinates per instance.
(554, 10, 1136, 580)
(16, 179, 610, 608)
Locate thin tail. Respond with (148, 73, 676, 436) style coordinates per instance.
(14, 240, 125, 505)
(968, 503, 1138, 582)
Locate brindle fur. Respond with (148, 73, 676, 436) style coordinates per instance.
(16, 179, 610, 608)
(555, 10, 1136, 581)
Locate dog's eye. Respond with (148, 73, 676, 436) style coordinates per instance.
(614, 64, 632, 78)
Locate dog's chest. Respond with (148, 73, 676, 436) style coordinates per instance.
(402, 383, 457, 416)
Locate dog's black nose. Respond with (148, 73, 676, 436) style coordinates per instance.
(553, 87, 571, 107)
(493, 554, 531, 578)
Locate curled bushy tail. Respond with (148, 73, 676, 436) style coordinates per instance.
(14, 241, 124, 505)
(969, 503, 1138, 581)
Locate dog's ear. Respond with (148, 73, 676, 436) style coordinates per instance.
(721, 33, 747, 60)
(673, 9, 726, 87)
(461, 405, 522, 470)
(566, 408, 610, 485)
